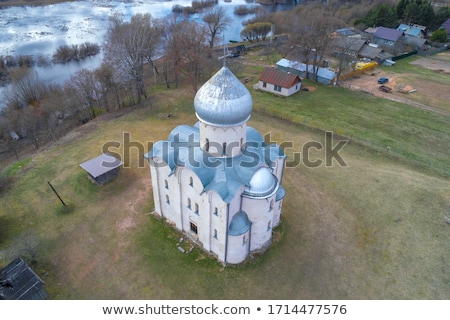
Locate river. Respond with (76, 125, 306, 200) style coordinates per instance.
(0, 0, 296, 109)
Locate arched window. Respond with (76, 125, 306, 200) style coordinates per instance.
(189, 176, 193, 187)
(267, 220, 272, 231)
(222, 142, 227, 156)
(213, 229, 218, 239)
(164, 179, 168, 189)
(205, 138, 210, 152)
(194, 203, 199, 215)
(165, 195, 170, 204)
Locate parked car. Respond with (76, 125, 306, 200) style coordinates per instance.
(378, 77, 389, 84)
(379, 85, 392, 93)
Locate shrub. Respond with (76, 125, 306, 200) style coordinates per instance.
(431, 28, 448, 43)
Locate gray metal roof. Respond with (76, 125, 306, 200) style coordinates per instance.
(228, 211, 251, 236)
(193, 66, 253, 127)
(0, 257, 47, 300)
(243, 167, 278, 198)
(276, 58, 337, 80)
(374, 26, 403, 42)
(145, 125, 286, 203)
(80, 153, 123, 178)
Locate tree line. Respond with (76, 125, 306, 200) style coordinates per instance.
(0, 6, 235, 163)
(1, 0, 449, 165)
(355, 0, 450, 31)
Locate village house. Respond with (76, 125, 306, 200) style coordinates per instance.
(373, 26, 405, 47)
(332, 37, 367, 59)
(145, 65, 286, 265)
(258, 67, 302, 96)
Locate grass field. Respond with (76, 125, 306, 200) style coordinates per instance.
(0, 56, 449, 299)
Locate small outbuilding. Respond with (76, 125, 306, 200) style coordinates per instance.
(276, 58, 337, 85)
(80, 153, 123, 185)
(258, 67, 302, 96)
(0, 257, 48, 300)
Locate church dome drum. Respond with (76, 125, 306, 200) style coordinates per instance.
(194, 66, 253, 126)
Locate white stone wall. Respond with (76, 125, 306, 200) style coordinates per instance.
(241, 196, 274, 252)
(226, 230, 250, 264)
(208, 191, 228, 262)
(149, 158, 161, 217)
(258, 81, 301, 97)
(272, 199, 283, 227)
(154, 161, 182, 230)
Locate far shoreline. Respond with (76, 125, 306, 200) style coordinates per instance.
(0, 0, 76, 8)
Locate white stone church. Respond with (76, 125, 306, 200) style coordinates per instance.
(145, 65, 286, 265)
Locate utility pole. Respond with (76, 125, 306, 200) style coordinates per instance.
(47, 181, 66, 207)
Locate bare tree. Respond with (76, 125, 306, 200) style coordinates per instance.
(8, 67, 44, 106)
(103, 13, 161, 105)
(202, 6, 232, 56)
(287, 5, 338, 81)
(159, 16, 184, 88)
(67, 69, 101, 119)
(177, 20, 209, 92)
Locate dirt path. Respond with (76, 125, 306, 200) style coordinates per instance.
(341, 66, 450, 116)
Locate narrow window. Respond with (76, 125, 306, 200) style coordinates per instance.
(194, 203, 199, 215)
(205, 138, 210, 152)
(187, 198, 191, 209)
(240, 137, 244, 151)
(213, 229, 218, 239)
(189, 176, 193, 187)
(263, 82, 267, 88)
(164, 179, 168, 189)
(222, 142, 227, 156)
(166, 195, 170, 204)
(213, 207, 218, 216)
(267, 220, 272, 231)
(190, 222, 198, 234)
(270, 199, 274, 211)
(243, 235, 247, 245)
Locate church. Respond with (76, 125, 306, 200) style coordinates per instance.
(145, 65, 286, 265)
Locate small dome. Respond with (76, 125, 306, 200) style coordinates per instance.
(229, 211, 251, 236)
(243, 167, 278, 198)
(194, 66, 252, 126)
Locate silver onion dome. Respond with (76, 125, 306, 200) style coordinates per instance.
(243, 167, 278, 198)
(194, 66, 253, 126)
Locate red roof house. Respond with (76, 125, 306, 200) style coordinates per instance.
(258, 67, 302, 96)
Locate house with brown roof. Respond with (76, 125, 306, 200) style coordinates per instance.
(258, 67, 302, 96)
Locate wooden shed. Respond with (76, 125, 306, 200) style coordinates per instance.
(0, 257, 48, 300)
(80, 153, 123, 185)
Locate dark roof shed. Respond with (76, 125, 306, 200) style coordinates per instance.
(0, 257, 48, 300)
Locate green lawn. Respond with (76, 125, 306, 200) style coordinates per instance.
(248, 80, 450, 179)
(0, 61, 449, 300)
